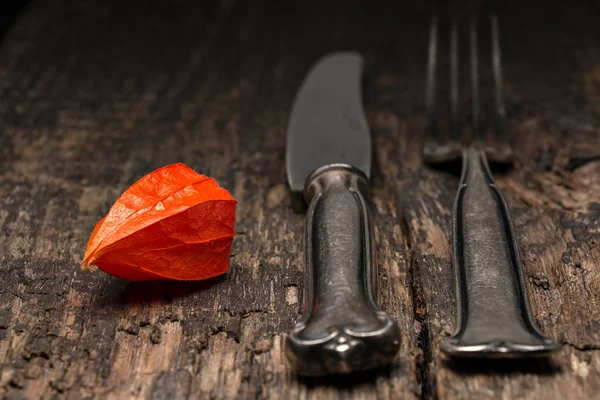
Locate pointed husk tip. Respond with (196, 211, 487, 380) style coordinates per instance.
(80, 258, 96, 272)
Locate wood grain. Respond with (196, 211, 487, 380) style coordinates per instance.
(0, 1, 599, 399)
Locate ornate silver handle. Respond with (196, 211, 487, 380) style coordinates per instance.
(286, 164, 401, 376)
(441, 148, 561, 357)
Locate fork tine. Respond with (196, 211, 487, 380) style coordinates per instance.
(470, 17, 480, 142)
(426, 16, 438, 141)
(491, 15, 507, 138)
(450, 19, 459, 139)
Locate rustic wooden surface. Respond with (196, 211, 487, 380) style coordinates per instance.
(0, 1, 599, 399)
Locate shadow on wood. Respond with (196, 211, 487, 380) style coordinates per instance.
(295, 362, 399, 388)
(443, 356, 562, 376)
(96, 274, 228, 306)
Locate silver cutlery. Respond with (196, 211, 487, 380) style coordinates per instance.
(424, 16, 561, 357)
(285, 52, 401, 375)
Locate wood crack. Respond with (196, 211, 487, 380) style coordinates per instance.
(561, 341, 600, 352)
(222, 308, 269, 319)
(403, 214, 437, 400)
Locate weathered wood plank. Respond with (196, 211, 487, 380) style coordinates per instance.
(0, 1, 598, 399)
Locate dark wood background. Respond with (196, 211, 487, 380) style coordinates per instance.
(0, 1, 599, 398)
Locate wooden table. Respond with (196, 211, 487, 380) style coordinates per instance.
(1, 1, 599, 398)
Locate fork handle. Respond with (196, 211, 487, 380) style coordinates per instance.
(442, 147, 560, 357)
(286, 164, 401, 375)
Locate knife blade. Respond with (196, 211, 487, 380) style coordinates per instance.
(285, 52, 401, 376)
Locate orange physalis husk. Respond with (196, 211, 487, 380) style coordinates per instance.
(81, 163, 237, 281)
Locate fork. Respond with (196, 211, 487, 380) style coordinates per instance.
(423, 15, 561, 357)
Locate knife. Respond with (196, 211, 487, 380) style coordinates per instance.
(285, 52, 401, 376)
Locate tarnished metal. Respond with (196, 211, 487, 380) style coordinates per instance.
(424, 16, 561, 357)
(285, 53, 400, 376)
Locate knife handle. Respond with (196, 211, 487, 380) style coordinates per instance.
(286, 164, 401, 376)
(441, 147, 560, 357)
